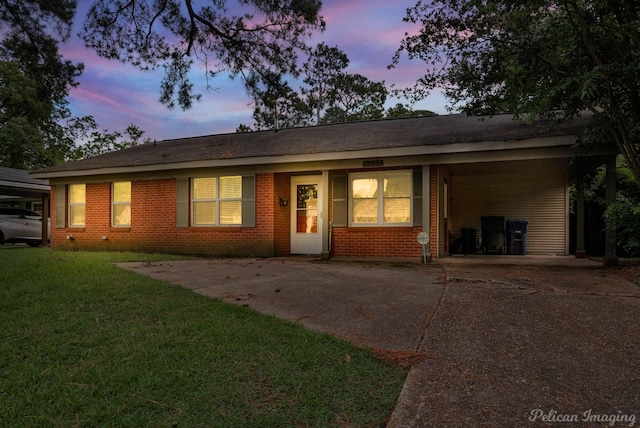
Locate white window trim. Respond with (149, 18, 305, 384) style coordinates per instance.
(68, 184, 86, 227)
(112, 182, 131, 227)
(191, 176, 243, 226)
(348, 170, 413, 227)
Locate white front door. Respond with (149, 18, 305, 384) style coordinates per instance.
(291, 176, 323, 254)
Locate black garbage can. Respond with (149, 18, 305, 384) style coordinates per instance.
(506, 219, 528, 255)
(460, 228, 477, 254)
(481, 216, 505, 255)
(460, 227, 476, 254)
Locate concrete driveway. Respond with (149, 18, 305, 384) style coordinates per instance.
(118, 256, 640, 427)
(118, 257, 446, 352)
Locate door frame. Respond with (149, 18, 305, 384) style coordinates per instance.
(290, 175, 323, 254)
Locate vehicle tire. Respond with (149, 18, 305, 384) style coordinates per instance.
(0, 231, 4, 245)
(28, 240, 41, 247)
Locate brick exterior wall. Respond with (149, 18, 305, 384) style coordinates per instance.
(331, 226, 424, 258)
(49, 167, 438, 259)
(273, 173, 291, 256)
(328, 167, 426, 259)
(50, 174, 277, 257)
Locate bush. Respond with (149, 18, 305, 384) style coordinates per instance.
(604, 195, 640, 257)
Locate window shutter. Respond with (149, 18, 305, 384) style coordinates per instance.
(241, 175, 256, 227)
(55, 184, 66, 228)
(413, 169, 423, 226)
(332, 174, 348, 227)
(176, 178, 189, 228)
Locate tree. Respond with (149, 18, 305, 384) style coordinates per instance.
(0, 0, 84, 169)
(393, 0, 640, 184)
(240, 44, 390, 129)
(241, 71, 313, 131)
(0, 0, 82, 110)
(0, 61, 55, 169)
(66, 116, 151, 160)
(321, 73, 388, 124)
(82, 0, 325, 110)
(302, 43, 349, 124)
(578, 155, 640, 256)
(385, 103, 436, 119)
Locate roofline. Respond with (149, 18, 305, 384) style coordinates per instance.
(30, 135, 577, 179)
(0, 179, 50, 192)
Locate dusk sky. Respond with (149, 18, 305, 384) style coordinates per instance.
(60, 0, 448, 142)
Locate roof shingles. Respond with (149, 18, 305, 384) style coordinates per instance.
(35, 114, 589, 175)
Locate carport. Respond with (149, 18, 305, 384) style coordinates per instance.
(432, 154, 617, 262)
(0, 167, 51, 245)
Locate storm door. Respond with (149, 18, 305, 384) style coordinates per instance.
(290, 176, 323, 254)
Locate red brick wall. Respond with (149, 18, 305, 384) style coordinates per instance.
(273, 173, 291, 256)
(331, 226, 424, 258)
(51, 175, 276, 256)
(328, 168, 426, 259)
(49, 168, 438, 259)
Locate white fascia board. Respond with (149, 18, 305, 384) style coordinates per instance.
(31, 135, 576, 179)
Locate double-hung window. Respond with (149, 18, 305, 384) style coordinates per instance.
(350, 171, 412, 225)
(192, 176, 242, 225)
(68, 184, 86, 227)
(112, 182, 131, 227)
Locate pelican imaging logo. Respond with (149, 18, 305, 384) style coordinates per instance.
(529, 409, 637, 426)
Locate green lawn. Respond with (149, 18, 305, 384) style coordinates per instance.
(0, 249, 407, 427)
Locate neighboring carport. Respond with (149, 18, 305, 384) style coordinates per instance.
(0, 167, 51, 246)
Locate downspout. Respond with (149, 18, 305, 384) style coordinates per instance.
(422, 165, 431, 260)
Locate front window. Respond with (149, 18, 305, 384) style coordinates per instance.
(192, 176, 242, 225)
(68, 184, 86, 227)
(112, 182, 131, 226)
(350, 171, 411, 226)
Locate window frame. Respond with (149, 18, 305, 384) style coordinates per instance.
(191, 176, 243, 226)
(112, 181, 132, 227)
(68, 183, 86, 227)
(348, 170, 413, 227)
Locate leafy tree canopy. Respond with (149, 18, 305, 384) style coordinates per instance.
(66, 116, 151, 160)
(0, 0, 84, 169)
(393, 0, 640, 183)
(238, 43, 415, 131)
(81, 0, 325, 110)
(385, 103, 436, 119)
(240, 71, 313, 131)
(0, 0, 82, 112)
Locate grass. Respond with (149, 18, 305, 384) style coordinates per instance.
(0, 249, 407, 427)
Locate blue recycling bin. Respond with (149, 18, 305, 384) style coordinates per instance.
(506, 219, 528, 255)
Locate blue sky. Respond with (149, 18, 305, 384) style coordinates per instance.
(61, 0, 448, 141)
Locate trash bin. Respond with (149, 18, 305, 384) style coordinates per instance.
(481, 216, 505, 255)
(460, 228, 477, 254)
(506, 219, 528, 255)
